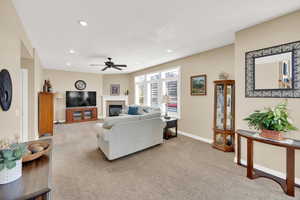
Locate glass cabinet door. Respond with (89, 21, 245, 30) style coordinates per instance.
(215, 133, 225, 146)
(226, 135, 233, 146)
(216, 84, 224, 130)
(226, 84, 234, 130)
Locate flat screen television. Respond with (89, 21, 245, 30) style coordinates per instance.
(66, 91, 97, 107)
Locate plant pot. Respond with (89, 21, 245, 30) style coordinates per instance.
(0, 159, 22, 184)
(260, 129, 284, 140)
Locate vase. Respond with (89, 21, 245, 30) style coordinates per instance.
(0, 159, 22, 184)
(260, 129, 284, 140)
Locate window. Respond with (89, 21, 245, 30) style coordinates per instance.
(135, 75, 146, 105)
(134, 68, 180, 117)
(135, 83, 145, 105)
(146, 73, 160, 108)
(163, 80, 178, 114)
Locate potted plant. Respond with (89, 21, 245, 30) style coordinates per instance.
(244, 101, 297, 140)
(0, 139, 26, 184)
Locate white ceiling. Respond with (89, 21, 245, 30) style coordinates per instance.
(13, 0, 300, 74)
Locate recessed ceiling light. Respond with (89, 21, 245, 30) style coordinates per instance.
(66, 62, 71, 66)
(78, 20, 88, 27)
(166, 49, 173, 53)
(69, 49, 75, 54)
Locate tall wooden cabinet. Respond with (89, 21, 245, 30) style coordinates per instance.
(38, 92, 54, 137)
(212, 80, 235, 152)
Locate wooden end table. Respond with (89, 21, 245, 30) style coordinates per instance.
(0, 139, 52, 200)
(236, 129, 300, 197)
(161, 117, 178, 139)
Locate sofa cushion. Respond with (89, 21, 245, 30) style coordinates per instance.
(103, 115, 141, 128)
(141, 106, 161, 113)
(140, 111, 161, 120)
(128, 106, 139, 115)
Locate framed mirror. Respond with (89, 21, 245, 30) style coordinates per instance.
(245, 41, 300, 98)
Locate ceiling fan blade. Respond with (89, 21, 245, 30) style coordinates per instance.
(102, 66, 109, 71)
(112, 66, 122, 70)
(89, 64, 106, 67)
(113, 64, 127, 67)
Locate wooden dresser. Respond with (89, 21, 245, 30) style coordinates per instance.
(39, 92, 54, 136)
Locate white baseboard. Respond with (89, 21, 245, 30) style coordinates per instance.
(234, 157, 300, 185)
(178, 130, 213, 144)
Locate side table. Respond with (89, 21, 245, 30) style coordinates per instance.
(161, 117, 178, 139)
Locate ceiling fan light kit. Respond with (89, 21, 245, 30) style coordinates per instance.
(90, 57, 127, 71)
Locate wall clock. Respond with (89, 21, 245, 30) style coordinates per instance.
(75, 80, 86, 90)
(0, 69, 13, 111)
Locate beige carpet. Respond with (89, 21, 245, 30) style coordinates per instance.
(52, 121, 298, 200)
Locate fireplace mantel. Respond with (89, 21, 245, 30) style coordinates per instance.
(101, 95, 128, 118)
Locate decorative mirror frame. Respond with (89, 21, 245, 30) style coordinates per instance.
(245, 40, 300, 98)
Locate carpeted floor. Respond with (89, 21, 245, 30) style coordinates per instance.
(52, 121, 298, 200)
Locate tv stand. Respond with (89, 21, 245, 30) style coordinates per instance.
(66, 107, 98, 123)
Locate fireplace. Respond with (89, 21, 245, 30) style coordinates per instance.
(101, 96, 128, 118)
(109, 105, 123, 116)
(105, 100, 126, 117)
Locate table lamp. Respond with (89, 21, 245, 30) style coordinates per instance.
(162, 95, 170, 119)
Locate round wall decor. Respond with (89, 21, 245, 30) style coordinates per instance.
(75, 80, 86, 90)
(0, 69, 13, 111)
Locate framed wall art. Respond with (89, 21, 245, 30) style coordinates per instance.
(191, 75, 207, 96)
(110, 84, 120, 96)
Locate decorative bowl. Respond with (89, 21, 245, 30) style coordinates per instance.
(22, 141, 51, 163)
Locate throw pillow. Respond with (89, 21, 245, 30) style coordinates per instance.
(121, 106, 129, 114)
(142, 107, 151, 113)
(128, 106, 139, 115)
(137, 106, 146, 115)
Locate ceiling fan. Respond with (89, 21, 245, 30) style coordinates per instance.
(89, 57, 127, 71)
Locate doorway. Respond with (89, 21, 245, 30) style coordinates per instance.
(21, 68, 28, 142)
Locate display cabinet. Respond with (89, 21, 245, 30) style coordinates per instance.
(212, 80, 235, 152)
(39, 92, 54, 137)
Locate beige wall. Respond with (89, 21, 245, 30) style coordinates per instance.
(235, 10, 300, 179)
(102, 74, 130, 96)
(0, 0, 43, 141)
(129, 44, 235, 141)
(43, 69, 103, 121)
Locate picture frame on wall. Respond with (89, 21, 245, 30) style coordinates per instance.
(191, 75, 207, 96)
(110, 84, 120, 96)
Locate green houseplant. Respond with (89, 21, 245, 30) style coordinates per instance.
(244, 101, 297, 140)
(0, 139, 26, 184)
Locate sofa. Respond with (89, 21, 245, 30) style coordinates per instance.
(95, 106, 165, 160)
